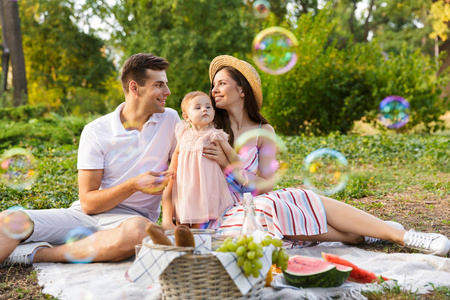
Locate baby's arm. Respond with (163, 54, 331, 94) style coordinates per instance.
(161, 179, 176, 231)
(165, 143, 180, 179)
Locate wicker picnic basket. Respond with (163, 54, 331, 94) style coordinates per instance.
(144, 229, 265, 300)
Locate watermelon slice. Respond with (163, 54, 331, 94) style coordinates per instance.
(282, 255, 352, 288)
(321, 252, 389, 284)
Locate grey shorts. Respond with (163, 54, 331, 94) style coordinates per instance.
(23, 202, 147, 245)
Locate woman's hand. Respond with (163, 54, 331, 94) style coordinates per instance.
(203, 140, 230, 169)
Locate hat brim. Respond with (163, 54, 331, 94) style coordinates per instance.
(209, 55, 263, 110)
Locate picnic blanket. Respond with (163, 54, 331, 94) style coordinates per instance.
(34, 242, 450, 300)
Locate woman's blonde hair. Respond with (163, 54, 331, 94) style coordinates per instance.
(181, 91, 210, 113)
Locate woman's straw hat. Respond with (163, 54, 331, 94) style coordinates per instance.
(209, 55, 263, 110)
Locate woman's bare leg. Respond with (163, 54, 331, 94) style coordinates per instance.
(287, 196, 406, 245)
(319, 196, 406, 245)
(285, 224, 363, 244)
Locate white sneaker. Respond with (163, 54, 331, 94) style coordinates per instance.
(365, 221, 405, 244)
(403, 230, 450, 256)
(0, 242, 52, 267)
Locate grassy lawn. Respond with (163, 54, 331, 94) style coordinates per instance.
(0, 116, 449, 299)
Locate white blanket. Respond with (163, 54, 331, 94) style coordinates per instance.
(35, 242, 450, 300)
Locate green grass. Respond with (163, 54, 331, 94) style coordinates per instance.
(1, 130, 449, 212)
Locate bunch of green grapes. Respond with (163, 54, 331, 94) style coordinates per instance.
(262, 235, 289, 271)
(216, 235, 289, 277)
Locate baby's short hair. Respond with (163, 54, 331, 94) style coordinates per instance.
(181, 91, 210, 113)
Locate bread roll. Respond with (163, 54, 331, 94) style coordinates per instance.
(145, 223, 173, 246)
(174, 225, 195, 247)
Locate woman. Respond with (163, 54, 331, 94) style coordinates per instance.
(203, 55, 449, 256)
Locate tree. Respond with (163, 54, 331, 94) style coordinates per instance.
(0, 0, 9, 94)
(84, 0, 288, 110)
(19, 0, 115, 111)
(2, 0, 27, 106)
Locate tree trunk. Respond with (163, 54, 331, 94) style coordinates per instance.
(0, 0, 9, 94)
(3, 0, 27, 106)
(438, 37, 450, 98)
(363, 0, 375, 42)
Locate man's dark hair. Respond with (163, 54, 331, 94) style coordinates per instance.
(121, 53, 170, 93)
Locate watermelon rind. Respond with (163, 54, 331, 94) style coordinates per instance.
(282, 255, 352, 288)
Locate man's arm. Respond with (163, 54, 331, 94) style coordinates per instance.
(78, 169, 169, 215)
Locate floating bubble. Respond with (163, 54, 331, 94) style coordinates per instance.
(0, 148, 38, 190)
(303, 148, 349, 196)
(378, 96, 410, 129)
(253, 0, 271, 19)
(226, 128, 288, 195)
(122, 121, 141, 131)
(106, 142, 142, 172)
(64, 228, 97, 263)
(0, 206, 33, 240)
(252, 27, 298, 75)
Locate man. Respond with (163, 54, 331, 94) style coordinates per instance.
(0, 53, 180, 265)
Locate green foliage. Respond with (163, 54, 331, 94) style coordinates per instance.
(0, 144, 79, 211)
(0, 104, 48, 122)
(261, 9, 447, 136)
(0, 112, 89, 150)
(19, 0, 115, 112)
(280, 132, 450, 201)
(85, 0, 287, 111)
(366, 45, 448, 133)
(65, 87, 108, 116)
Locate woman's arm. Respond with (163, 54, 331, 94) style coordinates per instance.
(250, 125, 277, 193)
(216, 125, 277, 194)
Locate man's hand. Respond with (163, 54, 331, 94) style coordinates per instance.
(134, 171, 170, 195)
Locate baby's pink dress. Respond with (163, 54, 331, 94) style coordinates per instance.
(172, 121, 234, 224)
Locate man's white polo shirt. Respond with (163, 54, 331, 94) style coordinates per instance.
(76, 102, 180, 221)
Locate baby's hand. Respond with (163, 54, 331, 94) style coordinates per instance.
(164, 169, 177, 180)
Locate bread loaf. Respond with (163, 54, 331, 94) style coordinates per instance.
(174, 225, 195, 247)
(145, 223, 173, 246)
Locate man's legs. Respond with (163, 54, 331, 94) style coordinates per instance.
(33, 216, 150, 263)
(0, 213, 22, 262)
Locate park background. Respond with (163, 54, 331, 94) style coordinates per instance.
(0, 1, 449, 299)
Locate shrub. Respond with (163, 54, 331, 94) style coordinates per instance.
(65, 87, 109, 116)
(0, 113, 90, 150)
(260, 9, 448, 136)
(0, 104, 48, 122)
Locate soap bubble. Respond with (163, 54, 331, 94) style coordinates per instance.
(64, 228, 97, 263)
(0, 148, 38, 190)
(253, 0, 271, 18)
(122, 121, 142, 131)
(303, 148, 349, 196)
(0, 206, 33, 240)
(226, 128, 288, 195)
(252, 27, 298, 75)
(378, 96, 410, 129)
